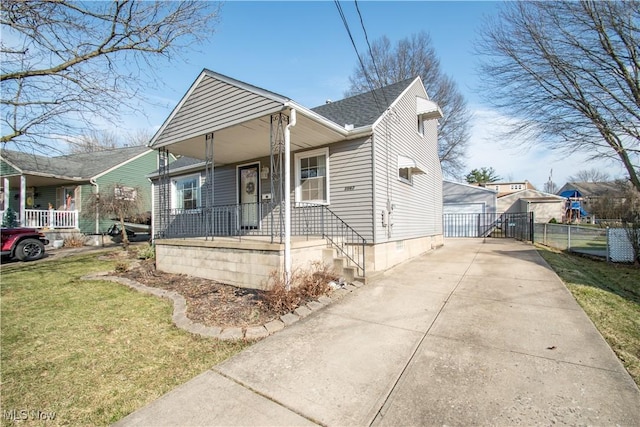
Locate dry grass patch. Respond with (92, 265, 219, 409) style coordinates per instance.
(1, 250, 250, 426)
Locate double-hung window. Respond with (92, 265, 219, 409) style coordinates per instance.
(174, 174, 200, 210)
(295, 148, 329, 204)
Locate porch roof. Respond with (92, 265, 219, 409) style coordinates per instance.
(148, 69, 413, 164)
(1, 146, 151, 187)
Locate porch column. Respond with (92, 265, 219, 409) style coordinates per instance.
(284, 109, 296, 289)
(3, 177, 9, 212)
(19, 175, 26, 226)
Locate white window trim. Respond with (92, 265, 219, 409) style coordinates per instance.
(398, 167, 413, 185)
(172, 173, 201, 211)
(294, 147, 330, 205)
(417, 114, 425, 137)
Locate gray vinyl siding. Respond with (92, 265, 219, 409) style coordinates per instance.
(443, 181, 497, 214)
(372, 81, 443, 243)
(151, 138, 375, 242)
(154, 75, 284, 147)
(324, 137, 374, 242)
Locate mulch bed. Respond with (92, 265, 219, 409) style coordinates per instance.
(111, 254, 279, 328)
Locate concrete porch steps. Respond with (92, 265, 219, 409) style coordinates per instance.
(322, 248, 365, 284)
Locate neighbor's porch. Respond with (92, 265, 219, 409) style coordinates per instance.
(2, 173, 81, 230)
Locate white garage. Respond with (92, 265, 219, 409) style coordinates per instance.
(443, 181, 498, 237)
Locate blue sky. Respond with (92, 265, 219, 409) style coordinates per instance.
(129, 0, 626, 189)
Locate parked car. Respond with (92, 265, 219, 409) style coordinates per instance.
(1, 227, 50, 262)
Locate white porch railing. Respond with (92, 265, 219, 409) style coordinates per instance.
(1, 209, 79, 229)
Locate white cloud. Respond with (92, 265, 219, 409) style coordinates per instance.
(464, 107, 628, 190)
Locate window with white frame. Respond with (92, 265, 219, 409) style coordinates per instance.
(398, 167, 412, 184)
(295, 148, 329, 204)
(173, 174, 201, 210)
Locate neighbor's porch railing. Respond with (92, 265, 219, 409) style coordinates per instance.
(1, 209, 79, 229)
(158, 201, 366, 277)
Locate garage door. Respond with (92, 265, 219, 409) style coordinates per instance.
(443, 203, 485, 237)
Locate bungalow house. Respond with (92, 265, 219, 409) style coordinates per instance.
(0, 146, 156, 240)
(148, 69, 444, 289)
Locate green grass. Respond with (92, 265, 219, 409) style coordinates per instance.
(1, 251, 250, 426)
(537, 246, 640, 386)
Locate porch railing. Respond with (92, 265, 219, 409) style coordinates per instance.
(1, 209, 79, 229)
(158, 201, 366, 277)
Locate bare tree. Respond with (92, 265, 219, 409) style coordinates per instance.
(477, 1, 640, 192)
(66, 130, 121, 154)
(568, 168, 612, 183)
(543, 181, 558, 194)
(346, 32, 472, 177)
(1, 0, 221, 152)
(84, 183, 144, 249)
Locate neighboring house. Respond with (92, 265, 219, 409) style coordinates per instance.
(0, 146, 156, 236)
(480, 180, 536, 197)
(557, 181, 629, 220)
(497, 189, 565, 223)
(148, 69, 444, 288)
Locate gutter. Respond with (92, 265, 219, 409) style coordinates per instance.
(90, 178, 99, 234)
(284, 108, 296, 290)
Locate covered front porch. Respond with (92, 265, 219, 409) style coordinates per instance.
(150, 70, 369, 286)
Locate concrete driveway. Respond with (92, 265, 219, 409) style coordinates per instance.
(116, 238, 640, 426)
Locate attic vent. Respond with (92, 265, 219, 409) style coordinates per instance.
(326, 99, 332, 104)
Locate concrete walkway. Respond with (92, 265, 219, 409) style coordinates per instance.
(115, 239, 640, 426)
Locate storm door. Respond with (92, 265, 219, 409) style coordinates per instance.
(238, 163, 260, 229)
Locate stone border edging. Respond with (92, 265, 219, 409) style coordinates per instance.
(82, 271, 364, 341)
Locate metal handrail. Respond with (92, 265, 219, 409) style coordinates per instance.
(157, 201, 366, 277)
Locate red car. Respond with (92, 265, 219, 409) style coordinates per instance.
(1, 228, 50, 262)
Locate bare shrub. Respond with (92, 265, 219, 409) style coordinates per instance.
(263, 262, 339, 315)
(114, 261, 129, 273)
(64, 234, 85, 248)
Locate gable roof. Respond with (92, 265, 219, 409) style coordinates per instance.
(1, 146, 151, 180)
(499, 188, 565, 202)
(311, 78, 416, 128)
(558, 181, 626, 198)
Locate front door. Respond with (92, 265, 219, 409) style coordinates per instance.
(238, 163, 260, 228)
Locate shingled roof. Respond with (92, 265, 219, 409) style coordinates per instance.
(1, 145, 151, 179)
(311, 78, 416, 128)
(559, 181, 627, 198)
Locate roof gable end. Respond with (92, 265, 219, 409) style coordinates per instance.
(150, 69, 291, 148)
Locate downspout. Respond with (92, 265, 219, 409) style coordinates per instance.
(284, 108, 296, 290)
(90, 179, 99, 234)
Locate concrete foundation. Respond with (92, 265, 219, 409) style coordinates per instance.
(366, 234, 444, 273)
(155, 237, 329, 290)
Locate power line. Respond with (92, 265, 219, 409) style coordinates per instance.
(354, 0, 389, 107)
(333, 0, 385, 110)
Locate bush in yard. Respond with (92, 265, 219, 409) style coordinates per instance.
(263, 261, 338, 315)
(64, 233, 86, 248)
(2, 208, 19, 227)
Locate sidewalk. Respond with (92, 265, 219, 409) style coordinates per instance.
(115, 239, 640, 426)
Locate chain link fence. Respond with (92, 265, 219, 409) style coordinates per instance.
(534, 223, 637, 262)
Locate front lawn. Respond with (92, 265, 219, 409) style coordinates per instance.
(537, 246, 640, 386)
(0, 251, 250, 426)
